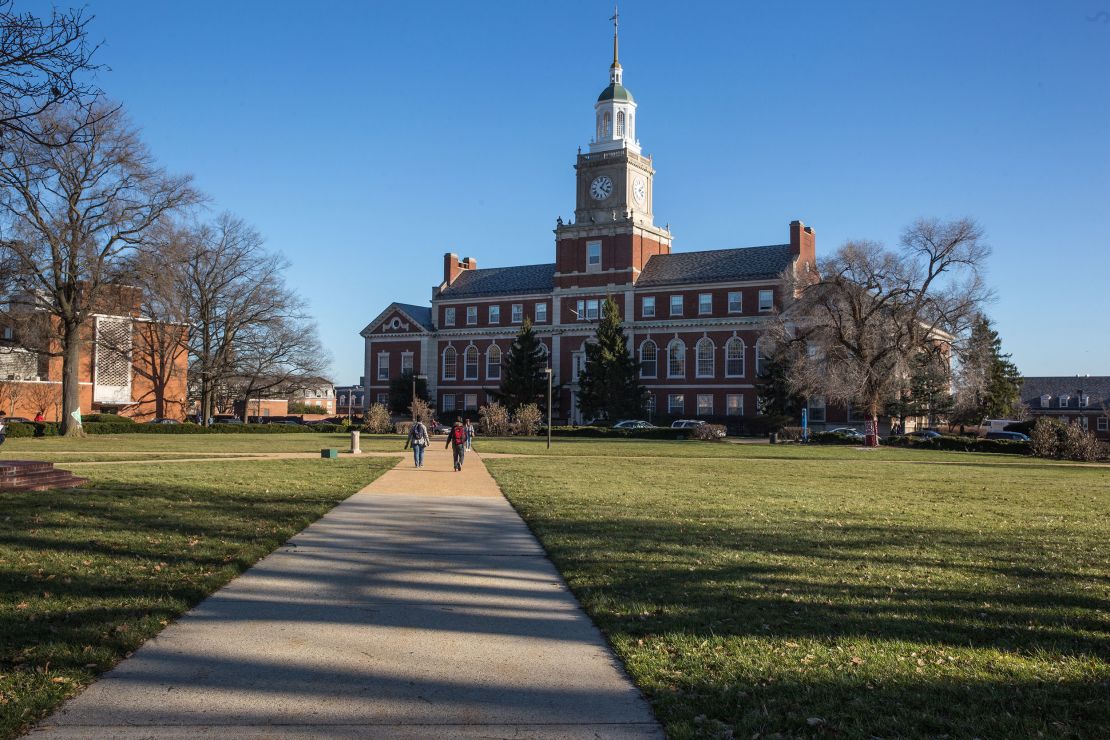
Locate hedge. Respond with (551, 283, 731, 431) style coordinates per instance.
(2, 421, 350, 436)
(885, 434, 1030, 455)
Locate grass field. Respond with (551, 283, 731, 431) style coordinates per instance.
(0, 432, 410, 456)
(485, 443, 1110, 738)
(0, 456, 398, 739)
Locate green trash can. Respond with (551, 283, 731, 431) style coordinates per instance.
(320, 448, 338, 459)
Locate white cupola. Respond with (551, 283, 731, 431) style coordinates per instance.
(589, 9, 640, 154)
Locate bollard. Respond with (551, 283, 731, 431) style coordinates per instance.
(349, 430, 361, 455)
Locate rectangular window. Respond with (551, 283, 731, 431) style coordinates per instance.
(401, 353, 413, 374)
(572, 352, 586, 379)
(808, 396, 826, 423)
(466, 306, 477, 325)
(698, 293, 712, 315)
(441, 394, 455, 412)
(1079, 416, 1089, 430)
(670, 295, 683, 316)
(376, 393, 388, 405)
(488, 305, 500, 324)
(728, 291, 742, 313)
(376, 352, 389, 380)
(642, 296, 655, 318)
(727, 394, 743, 416)
(2, 326, 13, 340)
(511, 303, 523, 323)
(1059, 396, 1069, 408)
(1098, 417, 1108, 432)
(464, 393, 478, 411)
(1079, 395, 1090, 408)
(759, 289, 774, 312)
(668, 394, 685, 415)
(697, 394, 713, 416)
(444, 307, 455, 327)
(535, 303, 547, 323)
(1040, 394, 1051, 408)
(576, 299, 585, 321)
(587, 240, 601, 269)
(586, 299, 600, 320)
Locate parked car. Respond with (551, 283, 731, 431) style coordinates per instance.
(613, 419, 654, 429)
(432, 422, 451, 435)
(148, 418, 180, 425)
(907, 429, 942, 440)
(212, 416, 243, 425)
(1, 416, 33, 425)
(826, 427, 865, 440)
(985, 431, 1031, 442)
(268, 419, 303, 426)
(670, 419, 705, 429)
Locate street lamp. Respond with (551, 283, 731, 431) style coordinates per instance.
(412, 374, 427, 420)
(545, 367, 553, 449)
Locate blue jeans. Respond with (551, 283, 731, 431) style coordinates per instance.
(412, 444, 425, 467)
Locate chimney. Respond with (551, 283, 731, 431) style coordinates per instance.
(789, 220, 816, 273)
(443, 253, 478, 286)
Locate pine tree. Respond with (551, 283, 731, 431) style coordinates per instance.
(388, 371, 429, 415)
(576, 296, 647, 422)
(955, 315, 1022, 423)
(498, 319, 548, 412)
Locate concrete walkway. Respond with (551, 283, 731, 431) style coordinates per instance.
(33, 445, 662, 739)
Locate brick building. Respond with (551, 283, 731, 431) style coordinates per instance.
(1020, 376, 1110, 440)
(0, 286, 189, 422)
(361, 26, 817, 424)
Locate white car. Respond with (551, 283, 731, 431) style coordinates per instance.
(613, 419, 654, 429)
(670, 419, 705, 429)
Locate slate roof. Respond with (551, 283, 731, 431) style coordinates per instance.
(438, 263, 556, 298)
(636, 244, 794, 287)
(1020, 376, 1110, 409)
(394, 302, 434, 331)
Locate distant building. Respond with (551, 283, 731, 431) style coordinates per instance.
(335, 384, 365, 417)
(1021, 376, 1110, 440)
(284, 378, 335, 414)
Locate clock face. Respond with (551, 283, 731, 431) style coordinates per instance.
(589, 175, 614, 201)
(633, 177, 646, 205)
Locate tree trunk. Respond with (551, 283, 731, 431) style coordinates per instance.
(61, 320, 85, 437)
(869, 411, 881, 448)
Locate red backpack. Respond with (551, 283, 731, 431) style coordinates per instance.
(452, 425, 466, 445)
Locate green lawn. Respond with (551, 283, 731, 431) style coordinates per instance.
(485, 447, 1110, 739)
(0, 456, 398, 739)
(0, 432, 410, 456)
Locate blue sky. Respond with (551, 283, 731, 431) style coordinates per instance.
(82, 1, 1109, 382)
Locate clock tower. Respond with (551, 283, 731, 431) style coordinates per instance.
(554, 11, 672, 289)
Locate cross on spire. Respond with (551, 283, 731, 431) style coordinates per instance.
(610, 2, 620, 67)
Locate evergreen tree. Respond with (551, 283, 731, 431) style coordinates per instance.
(576, 296, 647, 421)
(498, 319, 548, 412)
(955, 314, 1022, 423)
(887, 351, 955, 428)
(755, 352, 803, 428)
(388, 371, 429, 415)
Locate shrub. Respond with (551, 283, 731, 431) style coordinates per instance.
(810, 431, 859, 445)
(692, 423, 726, 441)
(409, 398, 434, 426)
(779, 426, 805, 442)
(886, 434, 1030, 455)
(1030, 417, 1107, 461)
(394, 421, 413, 436)
(82, 413, 134, 424)
(479, 402, 511, 437)
(512, 403, 543, 436)
(364, 403, 393, 434)
(2, 422, 35, 438)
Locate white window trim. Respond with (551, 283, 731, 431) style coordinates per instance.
(442, 347, 457, 381)
(444, 307, 456, 327)
(488, 305, 500, 324)
(1098, 417, 1108, 432)
(695, 338, 715, 378)
(727, 393, 744, 416)
(535, 303, 548, 323)
(642, 296, 656, 318)
(1059, 396, 1069, 408)
(441, 393, 456, 412)
(725, 338, 745, 378)
(377, 352, 389, 381)
(667, 339, 686, 379)
(669, 295, 683, 317)
(639, 340, 658, 379)
(698, 293, 712, 315)
(511, 303, 523, 323)
(486, 345, 502, 379)
(668, 394, 684, 415)
(759, 290, 774, 312)
(727, 291, 742, 314)
(586, 240, 602, 271)
(463, 345, 479, 381)
(696, 394, 713, 416)
(466, 306, 477, 325)
(464, 393, 478, 411)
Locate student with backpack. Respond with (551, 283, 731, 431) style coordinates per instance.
(446, 419, 467, 471)
(404, 419, 430, 468)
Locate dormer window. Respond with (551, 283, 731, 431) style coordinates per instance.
(1059, 395, 1069, 408)
(1040, 394, 1051, 408)
(1079, 395, 1090, 408)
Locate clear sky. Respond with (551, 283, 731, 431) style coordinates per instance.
(79, 0, 1109, 383)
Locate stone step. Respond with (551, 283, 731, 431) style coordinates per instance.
(0, 460, 88, 492)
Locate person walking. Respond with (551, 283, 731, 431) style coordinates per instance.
(464, 419, 474, 451)
(446, 419, 467, 471)
(404, 419, 430, 468)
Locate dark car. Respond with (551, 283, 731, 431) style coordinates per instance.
(827, 427, 865, 440)
(907, 430, 942, 440)
(613, 419, 654, 429)
(212, 416, 244, 425)
(985, 431, 1031, 442)
(0, 416, 33, 425)
(268, 419, 303, 426)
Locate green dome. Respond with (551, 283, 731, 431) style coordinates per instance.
(597, 83, 634, 102)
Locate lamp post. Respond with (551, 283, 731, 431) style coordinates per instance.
(545, 367, 553, 449)
(412, 373, 427, 420)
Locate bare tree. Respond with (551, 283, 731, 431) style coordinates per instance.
(0, 104, 198, 434)
(0, 377, 23, 414)
(22, 380, 56, 419)
(767, 218, 990, 445)
(0, 0, 102, 145)
(138, 213, 326, 425)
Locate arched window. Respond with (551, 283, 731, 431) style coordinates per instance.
(596, 114, 603, 141)
(464, 345, 479, 380)
(486, 344, 502, 380)
(602, 111, 611, 137)
(695, 338, 715, 378)
(616, 110, 625, 137)
(755, 340, 770, 377)
(538, 342, 550, 369)
(667, 339, 685, 378)
(725, 338, 745, 377)
(442, 346, 457, 380)
(639, 340, 657, 379)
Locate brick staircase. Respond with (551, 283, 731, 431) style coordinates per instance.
(0, 461, 88, 492)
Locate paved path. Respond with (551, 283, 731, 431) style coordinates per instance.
(33, 444, 661, 739)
